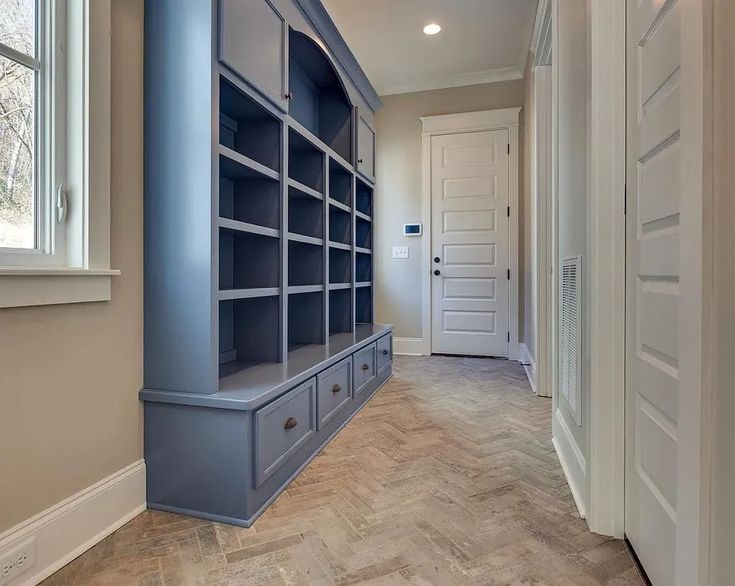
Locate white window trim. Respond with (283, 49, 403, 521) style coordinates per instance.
(0, 0, 120, 308)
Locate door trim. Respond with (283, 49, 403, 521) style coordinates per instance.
(419, 108, 521, 359)
(587, 0, 626, 538)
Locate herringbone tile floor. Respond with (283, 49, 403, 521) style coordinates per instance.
(43, 355, 644, 585)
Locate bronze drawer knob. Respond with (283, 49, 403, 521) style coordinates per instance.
(361, 363, 369, 371)
(382, 349, 389, 355)
(332, 384, 342, 393)
(284, 417, 298, 430)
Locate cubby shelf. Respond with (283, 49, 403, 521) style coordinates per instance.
(288, 290, 324, 352)
(356, 287, 372, 324)
(356, 251, 372, 283)
(328, 198, 350, 213)
(329, 288, 352, 335)
(289, 239, 324, 287)
(288, 177, 323, 201)
(289, 128, 325, 193)
(356, 217, 371, 250)
(356, 178, 373, 217)
(219, 228, 280, 291)
(219, 146, 279, 182)
(219, 288, 280, 301)
(329, 158, 352, 207)
(218, 217, 279, 239)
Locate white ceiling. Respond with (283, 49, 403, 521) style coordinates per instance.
(322, 0, 538, 96)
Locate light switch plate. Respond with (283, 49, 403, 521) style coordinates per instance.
(392, 246, 409, 259)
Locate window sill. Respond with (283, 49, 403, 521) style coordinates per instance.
(0, 268, 121, 308)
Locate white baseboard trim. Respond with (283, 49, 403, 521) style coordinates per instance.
(0, 460, 146, 586)
(552, 409, 587, 519)
(393, 337, 427, 355)
(518, 343, 538, 394)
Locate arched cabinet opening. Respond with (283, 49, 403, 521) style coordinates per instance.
(289, 29, 353, 162)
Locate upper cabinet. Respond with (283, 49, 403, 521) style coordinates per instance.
(288, 29, 353, 163)
(219, 0, 288, 110)
(357, 114, 375, 182)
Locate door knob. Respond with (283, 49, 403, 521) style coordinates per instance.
(434, 257, 440, 263)
(434, 270, 441, 276)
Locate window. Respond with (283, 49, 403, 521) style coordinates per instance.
(0, 0, 64, 265)
(0, 0, 117, 308)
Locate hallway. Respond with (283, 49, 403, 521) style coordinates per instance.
(44, 357, 643, 585)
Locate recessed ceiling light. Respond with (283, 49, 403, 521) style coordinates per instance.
(423, 23, 442, 35)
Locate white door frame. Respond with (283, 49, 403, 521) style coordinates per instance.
(419, 108, 521, 359)
(586, 1, 715, 583)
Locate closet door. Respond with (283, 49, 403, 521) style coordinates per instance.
(219, 0, 288, 111)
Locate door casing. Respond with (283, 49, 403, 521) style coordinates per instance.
(419, 108, 521, 359)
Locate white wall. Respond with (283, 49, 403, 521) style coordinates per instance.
(374, 81, 526, 348)
(550, 0, 591, 513)
(711, 0, 735, 579)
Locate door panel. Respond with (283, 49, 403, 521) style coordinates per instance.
(219, 0, 287, 111)
(431, 130, 510, 357)
(626, 1, 681, 584)
(357, 116, 375, 180)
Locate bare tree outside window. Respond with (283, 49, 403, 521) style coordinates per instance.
(0, 0, 36, 249)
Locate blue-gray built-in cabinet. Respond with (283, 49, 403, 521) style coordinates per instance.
(139, 0, 391, 527)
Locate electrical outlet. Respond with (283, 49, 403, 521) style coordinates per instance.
(0, 538, 35, 585)
(392, 246, 409, 259)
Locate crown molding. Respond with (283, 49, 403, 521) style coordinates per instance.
(379, 66, 524, 97)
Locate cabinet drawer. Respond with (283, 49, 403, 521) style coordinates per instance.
(353, 343, 376, 396)
(377, 335, 392, 374)
(317, 357, 353, 429)
(254, 378, 316, 487)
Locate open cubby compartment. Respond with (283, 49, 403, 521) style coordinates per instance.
(356, 287, 373, 324)
(289, 188, 323, 239)
(329, 205, 351, 245)
(329, 288, 352, 335)
(219, 76, 280, 172)
(329, 247, 351, 284)
(288, 291, 324, 351)
(356, 178, 373, 217)
(220, 172, 280, 230)
(289, 29, 352, 163)
(219, 228, 280, 291)
(356, 217, 372, 250)
(356, 251, 372, 283)
(289, 128, 324, 193)
(219, 295, 280, 378)
(288, 240, 323, 287)
(329, 158, 352, 206)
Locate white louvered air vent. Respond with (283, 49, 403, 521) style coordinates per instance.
(560, 256, 582, 426)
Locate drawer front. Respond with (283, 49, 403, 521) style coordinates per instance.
(317, 357, 353, 429)
(377, 334, 392, 374)
(254, 378, 316, 487)
(353, 343, 376, 396)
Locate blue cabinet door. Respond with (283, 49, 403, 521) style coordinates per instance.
(219, 0, 288, 111)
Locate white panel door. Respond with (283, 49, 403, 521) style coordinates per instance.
(431, 130, 510, 357)
(626, 1, 681, 584)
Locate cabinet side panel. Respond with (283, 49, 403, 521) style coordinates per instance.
(144, 0, 216, 392)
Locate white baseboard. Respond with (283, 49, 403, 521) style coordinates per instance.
(0, 460, 146, 585)
(393, 337, 427, 355)
(518, 343, 538, 394)
(552, 409, 587, 519)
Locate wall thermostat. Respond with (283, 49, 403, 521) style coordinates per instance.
(403, 223, 422, 236)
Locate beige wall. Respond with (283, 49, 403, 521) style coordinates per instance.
(374, 81, 525, 341)
(0, 0, 144, 533)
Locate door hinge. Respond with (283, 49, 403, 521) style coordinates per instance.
(507, 206, 510, 218)
(624, 183, 627, 216)
(507, 143, 510, 155)
(507, 269, 511, 280)
(56, 184, 68, 224)
(507, 331, 510, 342)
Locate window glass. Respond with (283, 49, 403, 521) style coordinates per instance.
(0, 0, 35, 56)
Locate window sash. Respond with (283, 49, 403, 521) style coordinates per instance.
(0, 0, 66, 267)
